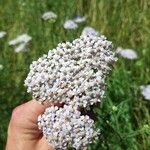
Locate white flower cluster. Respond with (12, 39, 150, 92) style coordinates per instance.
(42, 11, 57, 21)
(38, 105, 99, 150)
(25, 34, 117, 107)
(63, 20, 78, 30)
(64, 16, 86, 30)
(140, 85, 150, 100)
(0, 64, 3, 70)
(25, 34, 117, 149)
(0, 31, 6, 39)
(73, 16, 86, 23)
(9, 34, 31, 45)
(9, 34, 32, 52)
(116, 47, 138, 60)
(81, 27, 100, 36)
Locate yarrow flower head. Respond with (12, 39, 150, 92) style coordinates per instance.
(25, 34, 117, 107)
(38, 105, 99, 150)
(81, 27, 99, 36)
(73, 16, 86, 23)
(8, 33, 32, 52)
(0, 31, 6, 39)
(116, 47, 138, 60)
(63, 20, 78, 30)
(42, 11, 57, 22)
(25, 34, 117, 149)
(140, 85, 150, 100)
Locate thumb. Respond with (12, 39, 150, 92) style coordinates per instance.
(10, 100, 50, 125)
(9, 99, 64, 131)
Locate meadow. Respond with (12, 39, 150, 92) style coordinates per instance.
(0, 0, 150, 149)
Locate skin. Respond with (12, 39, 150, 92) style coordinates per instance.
(6, 100, 55, 150)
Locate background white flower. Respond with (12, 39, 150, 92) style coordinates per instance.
(8, 34, 32, 46)
(81, 27, 99, 36)
(0, 31, 6, 39)
(8, 34, 32, 52)
(15, 43, 27, 53)
(0, 64, 4, 70)
(42, 11, 57, 21)
(140, 85, 150, 100)
(73, 16, 86, 23)
(63, 20, 78, 29)
(116, 47, 138, 60)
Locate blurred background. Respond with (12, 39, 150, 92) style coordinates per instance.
(0, 0, 150, 149)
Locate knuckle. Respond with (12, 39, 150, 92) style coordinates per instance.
(11, 105, 24, 122)
(9, 104, 27, 130)
(12, 106, 21, 116)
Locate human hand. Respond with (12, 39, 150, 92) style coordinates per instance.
(6, 100, 54, 150)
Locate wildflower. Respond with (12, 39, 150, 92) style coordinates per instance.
(8, 34, 32, 52)
(38, 105, 99, 150)
(42, 11, 57, 21)
(25, 34, 117, 107)
(0, 64, 3, 70)
(81, 27, 99, 36)
(140, 85, 150, 100)
(116, 47, 138, 59)
(25, 34, 117, 149)
(8, 34, 32, 46)
(0, 31, 6, 39)
(63, 20, 78, 29)
(15, 43, 27, 53)
(73, 16, 86, 23)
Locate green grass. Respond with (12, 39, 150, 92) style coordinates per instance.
(0, 0, 150, 149)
